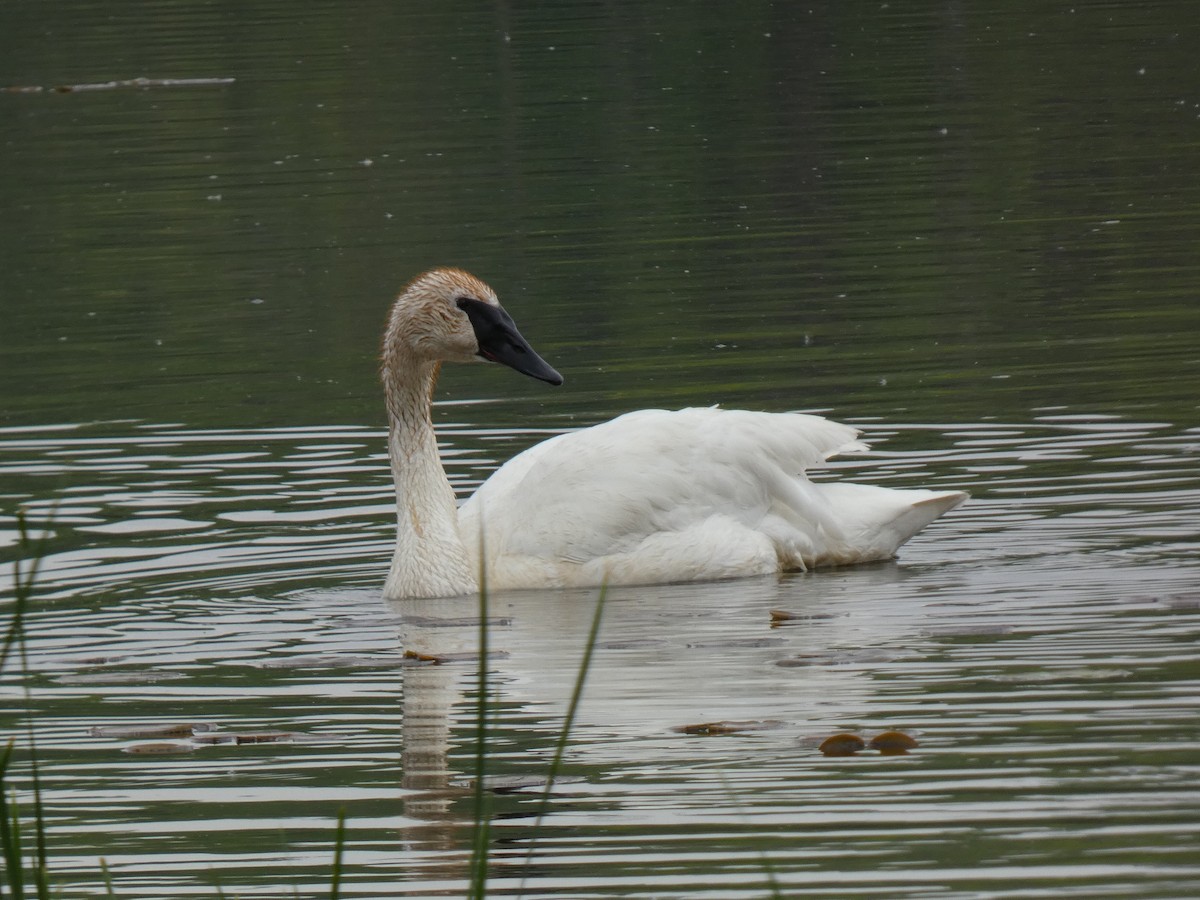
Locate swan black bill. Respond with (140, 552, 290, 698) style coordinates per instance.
(457, 297, 564, 386)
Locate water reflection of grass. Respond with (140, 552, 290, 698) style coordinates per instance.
(0, 508, 612, 899)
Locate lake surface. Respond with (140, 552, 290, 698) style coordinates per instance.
(2, 2, 1199, 898)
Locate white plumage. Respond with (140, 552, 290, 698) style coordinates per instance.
(381, 269, 967, 600)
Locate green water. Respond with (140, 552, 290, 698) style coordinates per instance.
(2, 2, 1199, 897)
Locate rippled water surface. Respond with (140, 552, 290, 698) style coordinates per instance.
(3, 2, 1200, 898)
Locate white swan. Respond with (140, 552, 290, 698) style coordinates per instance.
(381, 267, 967, 599)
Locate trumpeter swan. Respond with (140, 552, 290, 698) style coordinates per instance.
(381, 267, 966, 599)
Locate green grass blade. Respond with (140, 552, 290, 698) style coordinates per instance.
(2, 508, 54, 675)
(100, 858, 116, 898)
(2, 507, 58, 899)
(329, 808, 346, 900)
(27, 738, 48, 900)
(1, 741, 25, 900)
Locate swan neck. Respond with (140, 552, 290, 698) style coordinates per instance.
(382, 354, 476, 599)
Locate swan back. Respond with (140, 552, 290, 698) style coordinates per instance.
(458, 407, 965, 589)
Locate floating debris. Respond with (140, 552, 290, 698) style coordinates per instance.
(2, 77, 236, 94)
(123, 741, 195, 755)
(191, 731, 296, 745)
(672, 719, 786, 736)
(868, 731, 919, 755)
(402, 649, 510, 665)
(811, 730, 920, 756)
(769, 609, 838, 625)
(90, 722, 217, 739)
(818, 734, 866, 756)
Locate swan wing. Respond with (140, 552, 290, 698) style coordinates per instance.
(459, 407, 958, 588)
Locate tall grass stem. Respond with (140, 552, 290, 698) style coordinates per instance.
(330, 808, 346, 900)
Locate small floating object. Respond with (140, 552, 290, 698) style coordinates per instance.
(769, 609, 837, 625)
(402, 649, 510, 665)
(191, 731, 296, 745)
(90, 722, 216, 739)
(818, 734, 866, 756)
(49, 76, 236, 93)
(868, 731, 919, 755)
(123, 741, 194, 754)
(672, 719, 786, 736)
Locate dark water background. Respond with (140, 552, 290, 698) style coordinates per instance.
(2, 2, 1199, 897)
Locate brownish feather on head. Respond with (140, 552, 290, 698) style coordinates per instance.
(400, 267, 498, 306)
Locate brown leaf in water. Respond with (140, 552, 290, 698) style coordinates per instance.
(868, 731, 919, 754)
(818, 734, 866, 756)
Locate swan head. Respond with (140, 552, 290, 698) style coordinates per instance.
(384, 267, 563, 385)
